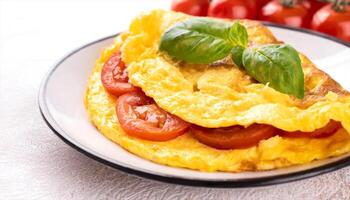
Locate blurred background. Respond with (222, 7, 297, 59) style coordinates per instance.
(170, 0, 349, 43)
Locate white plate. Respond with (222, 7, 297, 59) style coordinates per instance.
(39, 24, 350, 187)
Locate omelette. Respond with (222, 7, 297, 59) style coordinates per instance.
(84, 10, 350, 172)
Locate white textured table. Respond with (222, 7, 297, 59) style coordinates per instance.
(1, 0, 350, 199)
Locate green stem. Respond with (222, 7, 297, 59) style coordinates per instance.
(280, 0, 296, 7)
(332, 0, 347, 12)
(318, 0, 349, 11)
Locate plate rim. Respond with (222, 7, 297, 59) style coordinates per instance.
(38, 23, 350, 188)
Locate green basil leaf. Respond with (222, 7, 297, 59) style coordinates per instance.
(159, 18, 304, 98)
(228, 22, 248, 48)
(159, 18, 234, 64)
(242, 44, 305, 99)
(231, 45, 245, 68)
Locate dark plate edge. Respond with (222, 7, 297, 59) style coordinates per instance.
(38, 24, 350, 188)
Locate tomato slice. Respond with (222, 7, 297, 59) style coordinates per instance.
(278, 120, 341, 138)
(191, 124, 278, 149)
(116, 92, 190, 141)
(101, 52, 139, 96)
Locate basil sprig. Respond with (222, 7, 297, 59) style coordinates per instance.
(159, 19, 247, 64)
(159, 18, 305, 99)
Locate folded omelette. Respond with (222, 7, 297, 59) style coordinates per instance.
(85, 10, 350, 172)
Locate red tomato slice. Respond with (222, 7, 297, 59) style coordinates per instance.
(208, 0, 257, 19)
(191, 124, 278, 149)
(171, 0, 209, 16)
(278, 120, 342, 138)
(116, 92, 190, 141)
(101, 53, 140, 96)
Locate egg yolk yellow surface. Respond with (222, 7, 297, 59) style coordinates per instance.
(85, 10, 350, 172)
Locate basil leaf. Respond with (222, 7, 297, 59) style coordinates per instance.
(228, 22, 248, 48)
(242, 44, 305, 99)
(159, 18, 304, 98)
(231, 45, 245, 68)
(159, 18, 234, 64)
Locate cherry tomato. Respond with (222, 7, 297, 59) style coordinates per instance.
(116, 92, 190, 141)
(171, 0, 209, 16)
(311, 4, 350, 42)
(259, 0, 310, 28)
(191, 124, 278, 149)
(279, 120, 341, 138)
(301, 0, 326, 15)
(208, 0, 258, 19)
(101, 53, 140, 96)
(258, 0, 272, 9)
